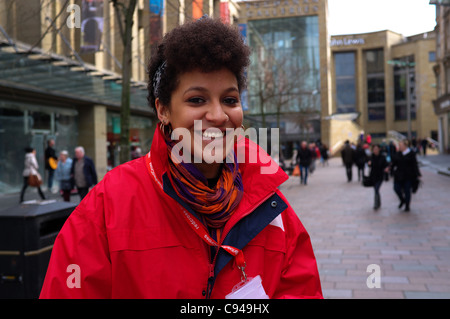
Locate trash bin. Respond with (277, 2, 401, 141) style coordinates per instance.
(0, 200, 77, 298)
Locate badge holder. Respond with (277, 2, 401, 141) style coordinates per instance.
(225, 273, 269, 299)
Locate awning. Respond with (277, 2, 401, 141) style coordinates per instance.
(0, 38, 151, 115)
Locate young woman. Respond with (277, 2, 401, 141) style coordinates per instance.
(40, 18, 322, 299)
(20, 147, 45, 203)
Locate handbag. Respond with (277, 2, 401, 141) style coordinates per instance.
(362, 175, 374, 187)
(60, 180, 72, 191)
(412, 178, 422, 194)
(28, 174, 43, 187)
(292, 164, 300, 176)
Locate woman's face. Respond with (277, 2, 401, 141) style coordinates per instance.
(372, 145, 380, 155)
(156, 68, 243, 176)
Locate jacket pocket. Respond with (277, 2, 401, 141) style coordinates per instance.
(107, 227, 191, 252)
(246, 226, 286, 253)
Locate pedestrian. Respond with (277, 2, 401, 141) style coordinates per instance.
(45, 139, 58, 192)
(296, 141, 312, 185)
(355, 143, 367, 182)
(341, 140, 355, 182)
(420, 138, 428, 156)
(70, 146, 97, 200)
(319, 143, 329, 166)
(390, 139, 421, 212)
(54, 150, 73, 202)
(40, 17, 322, 299)
(367, 144, 389, 210)
(20, 147, 46, 203)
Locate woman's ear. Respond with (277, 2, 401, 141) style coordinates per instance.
(155, 98, 170, 124)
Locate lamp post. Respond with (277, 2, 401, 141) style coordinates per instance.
(388, 59, 416, 141)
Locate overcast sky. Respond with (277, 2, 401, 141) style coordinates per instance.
(328, 0, 437, 36)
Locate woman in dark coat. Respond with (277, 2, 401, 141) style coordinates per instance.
(390, 140, 421, 212)
(368, 144, 389, 210)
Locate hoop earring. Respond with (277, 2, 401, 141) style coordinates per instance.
(159, 121, 173, 136)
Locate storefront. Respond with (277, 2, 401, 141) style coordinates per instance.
(433, 94, 450, 153)
(0, 39, 154, 195)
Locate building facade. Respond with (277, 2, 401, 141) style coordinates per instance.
(330, 30, 438, 150)
(431, 0, 450, 154)
(0, 0, 237, 195)
(237, 0, 331, 158)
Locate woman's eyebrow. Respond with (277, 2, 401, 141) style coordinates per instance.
(183, 86, 239, 95)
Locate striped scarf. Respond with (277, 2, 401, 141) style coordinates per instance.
(162, 127, 244, 232)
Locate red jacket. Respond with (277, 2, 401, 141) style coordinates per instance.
(40, 127, 322, 299)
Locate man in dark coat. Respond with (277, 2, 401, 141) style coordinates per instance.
(296, 141, 312, 185)
(71, 146, 98, 200)
(391, 140, 421, 212)
(45, 139, 58, 191)
(341, 140, 355, 182)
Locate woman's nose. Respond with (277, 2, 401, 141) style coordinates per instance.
(205, 101, 228, 124)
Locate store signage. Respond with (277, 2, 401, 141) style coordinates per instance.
(433, 94, 450, 115)
(244, 0, 320, 18)
(330, 38, 366, 47)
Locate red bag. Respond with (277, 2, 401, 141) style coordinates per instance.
(292, 164, 300, 176)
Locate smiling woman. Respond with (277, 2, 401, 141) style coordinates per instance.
(40, 17, 322, 299)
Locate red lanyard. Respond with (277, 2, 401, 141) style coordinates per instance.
(145, 152, 247, 280)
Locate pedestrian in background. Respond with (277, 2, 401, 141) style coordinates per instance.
(368, 144, 389, 210)
(296, 141, 312, 185)
(20, 147, 46, 203)
(341, 140, 355, 182)
(54, 150, 73, 202)
(70, 146, 97, 200)
(355, 143, 367, 182)
(319, 143, 329, 166)
(45, 139, 57, 192)
(390, 139, 421, 212)
(40, 17, 322, 299)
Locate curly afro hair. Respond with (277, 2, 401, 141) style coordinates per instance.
(147, 17, 251, 114)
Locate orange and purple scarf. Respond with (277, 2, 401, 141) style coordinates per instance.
(162, 127, 244, 234)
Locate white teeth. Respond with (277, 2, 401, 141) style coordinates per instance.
(202, 130, 224, 138)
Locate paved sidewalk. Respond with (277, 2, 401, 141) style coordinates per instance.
(417, 154, 450, 177)
(280, 157, 450, 299)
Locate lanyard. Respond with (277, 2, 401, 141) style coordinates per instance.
(145, 152, 247, 281)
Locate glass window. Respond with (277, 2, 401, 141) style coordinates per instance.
(247, 16, 321, 115)
(393, 56, 416, 121)
(366, 49, 385, 121)
(335, 52, 356, 113)
(429, 51, 436, 62)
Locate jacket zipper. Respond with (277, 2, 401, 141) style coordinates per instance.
(204, 190, 276, 299)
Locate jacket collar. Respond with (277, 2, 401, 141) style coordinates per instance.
(148, 126, 288, 220)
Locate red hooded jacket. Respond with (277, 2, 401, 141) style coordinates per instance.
(40, 127, 322, 299)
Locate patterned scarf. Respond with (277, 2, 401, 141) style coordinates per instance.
(162, 126, 244, 232)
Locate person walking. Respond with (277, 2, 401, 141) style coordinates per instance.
(20, 147, 46, 203)
(390, 139, 421, 212)
(355, 143, 367, 182)
(341, 140, 355, 182)
(54, 150, 73, 202)
(368, 144, 389, 210)
(70, 146, 97, 200)
(40, 17, 322, 299)
(45, 139, 57, 192)
(296, 141, 312, 185)
(319, 143, 329, 166)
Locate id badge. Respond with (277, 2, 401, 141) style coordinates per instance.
(225, 275, 269, 299)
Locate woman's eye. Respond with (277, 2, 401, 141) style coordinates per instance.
(188, 97, 205, 104)
(223, 97, 239, 105)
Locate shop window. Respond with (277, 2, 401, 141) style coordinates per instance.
(366, 49, 385, 121)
